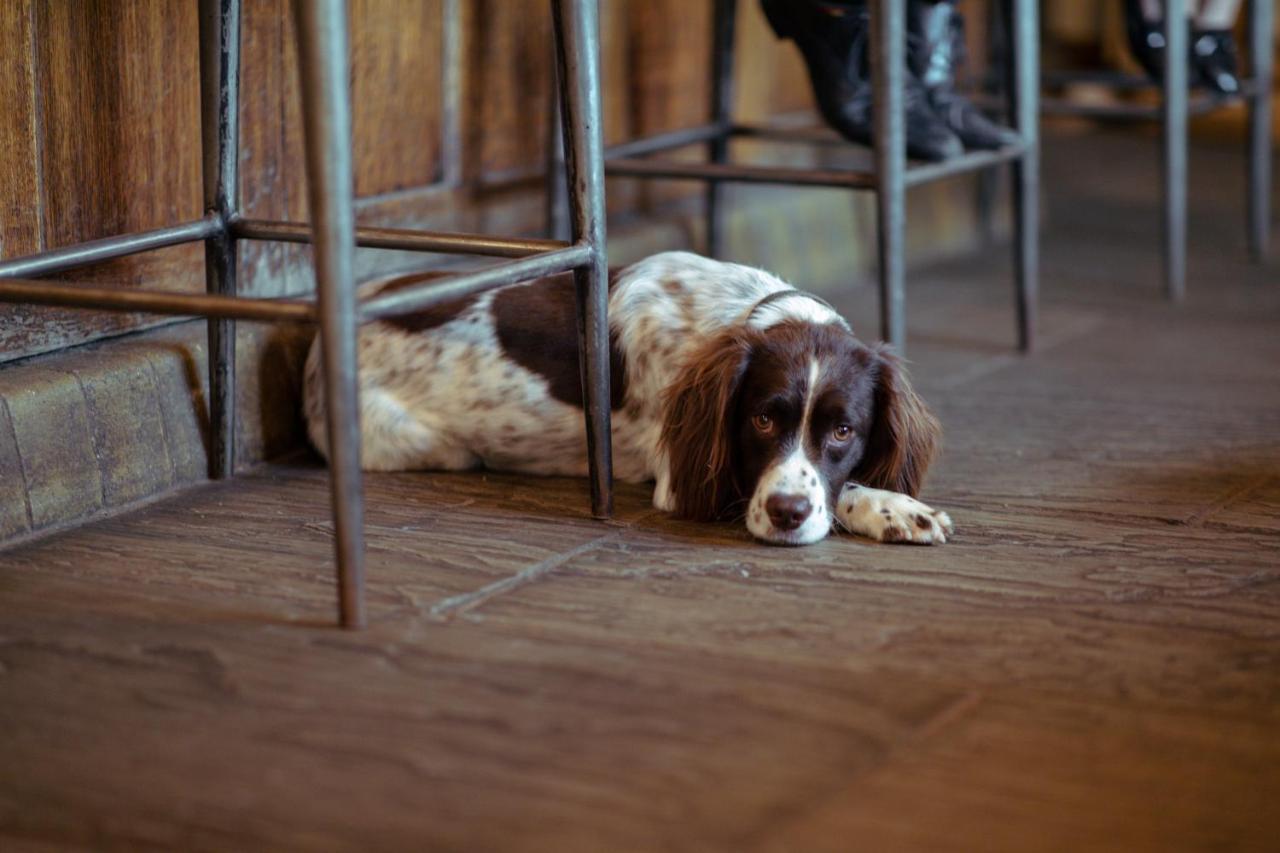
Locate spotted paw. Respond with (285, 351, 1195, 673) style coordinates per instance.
(836, 483, 954, 545)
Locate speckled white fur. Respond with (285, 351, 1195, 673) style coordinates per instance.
(305, 251, 842, 484)
(303, 251, 947, 545)
(836, 483, 954, 544)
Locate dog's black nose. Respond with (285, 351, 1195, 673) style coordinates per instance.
(765, 494, 812, 531)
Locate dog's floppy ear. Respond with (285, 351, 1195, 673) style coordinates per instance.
(851, 345, 940, 497)
(660, 327, 755, 521)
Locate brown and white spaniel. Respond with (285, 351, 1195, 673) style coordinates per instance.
(303, 251, 952, 546)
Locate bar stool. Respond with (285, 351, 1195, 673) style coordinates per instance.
(0, 0, 614, 629)
(1024, 0, 1273, 298)
(596, 0, 1040, 354)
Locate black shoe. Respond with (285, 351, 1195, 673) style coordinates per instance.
(761, 0, 963, 162)
(1191, 28, 1241, 95)
(1124, 0, 1222, 89)
(1124, 0, 1170, 82)
(909, 0, 1019, 151)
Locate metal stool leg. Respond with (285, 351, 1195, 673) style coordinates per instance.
(1163, 0, 1188, 301)
(706, 0, 737, 259)
(1247, 0, 1273, 263)
(198, 0, 241, 479)
(871, 0, 907, 351)
(546, 57, 571, 242)
(292, 0, 366, 628)
(553, 0, 613, 519)
(1009, 0, 1039, 352)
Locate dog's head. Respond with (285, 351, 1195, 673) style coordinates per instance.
(660, 320, 939, 545)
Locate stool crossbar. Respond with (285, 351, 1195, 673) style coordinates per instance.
(601, 0, 1041, 354)
(0, 0, 615, 629)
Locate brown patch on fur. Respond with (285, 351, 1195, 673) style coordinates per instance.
(374, 272, 479, 333)
(851, 346, 940, 498)
(491, 272, 627, 411)
(659, 326, 759, 521)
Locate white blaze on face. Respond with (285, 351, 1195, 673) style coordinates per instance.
(746, 360, 832, 545)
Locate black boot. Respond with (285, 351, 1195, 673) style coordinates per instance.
(1191, 28, 1241, 95)
(761, 0, 963, 161)
(910, 1, 1019, 151)
(1124, 0, 1225, 89)
(1124, 0, 1170, 82)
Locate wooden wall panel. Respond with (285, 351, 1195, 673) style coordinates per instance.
(237, 0, 313, 299)
(35, 1, 201, 258)
(2, 1, 204, 364)
(471, 0, 555, 181)
(350, 0, 445, 196)
(626, 0, 712, 136)
(0, 0, 41, 259)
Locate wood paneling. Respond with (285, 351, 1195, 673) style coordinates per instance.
(471, 0, 556, 181)
(0, 0, 41, 259)
(626, 0, 712, 136)
(237, 0, 308, 298)
(34, 1, 201, 248)
(350, 0, 445, 196)
(0, 2, 206, 363)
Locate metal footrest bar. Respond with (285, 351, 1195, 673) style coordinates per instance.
(602, 122, 728, 160)
(1026, 89, 1251, 122)
(606, 158, 879, 189)
(231, 218, 571, 259)
(360, 244, 593, 321)
(728, 122, 848, 145)
(903, 145, 1027, 187)
(607, 144, 1027, 192)
(0, 217, 222, 279)
(0, 278, 316, 322)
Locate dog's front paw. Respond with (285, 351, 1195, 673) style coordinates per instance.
(836, 483, 954, 545)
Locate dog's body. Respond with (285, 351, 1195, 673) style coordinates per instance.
(304, 251, 951, 545)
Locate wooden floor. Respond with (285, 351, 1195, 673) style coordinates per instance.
(2, 129, 1278, 852)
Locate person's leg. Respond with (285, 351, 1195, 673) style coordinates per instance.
(909, 0, 1019, 150)
(1128, 0, 1242, 93)
(1192, 0, 1244, 94)
(760, 0, 963, 160)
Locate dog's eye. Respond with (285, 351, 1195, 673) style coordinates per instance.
(752, 413, 774, 434)
(832, 424, 853, 442)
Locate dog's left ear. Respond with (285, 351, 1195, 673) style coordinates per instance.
(851, 345, 940, 497)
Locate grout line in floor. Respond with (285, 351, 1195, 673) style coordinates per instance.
(428, 534, 616, 619)
(1182, 473, 1276, 528)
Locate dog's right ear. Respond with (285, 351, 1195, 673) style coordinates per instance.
(660, 327, 756, 521)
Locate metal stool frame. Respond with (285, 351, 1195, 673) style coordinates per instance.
(1019, 0, 1273, 300)
(600, 0, 1040, 354)
(0, 0, 614, 629)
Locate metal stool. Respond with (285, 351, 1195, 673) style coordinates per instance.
(0, 0, 613, 629)
(1023, 0, 1272, 298)
(598, 0, 1040, 354)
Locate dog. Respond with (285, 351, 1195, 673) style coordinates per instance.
(303, 251, 953, 546)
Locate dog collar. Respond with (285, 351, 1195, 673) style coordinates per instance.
(743, 288, 850, 330)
